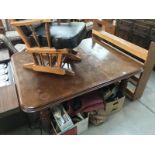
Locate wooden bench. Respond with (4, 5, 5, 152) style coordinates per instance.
(92, 29, 155, 100)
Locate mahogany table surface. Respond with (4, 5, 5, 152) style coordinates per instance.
(11, 38, 143, 113)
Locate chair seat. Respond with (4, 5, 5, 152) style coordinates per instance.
(35, 22, 86, 49)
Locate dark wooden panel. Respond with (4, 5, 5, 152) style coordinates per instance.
(11, 38, 143, 113)
(0, 84, 19, 114)
(0, 20, 5, 34)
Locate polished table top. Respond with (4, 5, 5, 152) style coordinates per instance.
(11, 38, 143, 113)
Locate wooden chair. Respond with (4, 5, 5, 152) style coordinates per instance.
(92, 29, 155, 100)
(11, 19, 86, 75)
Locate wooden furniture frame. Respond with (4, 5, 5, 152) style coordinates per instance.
(11, 29, 150, 133)
(11, 37, 143, 113)
(0, 20, 5, 34)
(93, 19, 116, 35)
(11, 19, 81, 75)
(92, 29, 155, 100)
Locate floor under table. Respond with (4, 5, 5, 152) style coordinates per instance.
(5, 71, 155, 135)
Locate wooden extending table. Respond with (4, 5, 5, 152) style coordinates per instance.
(11, 38, 143, 113)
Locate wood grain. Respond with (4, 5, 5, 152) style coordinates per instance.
(0, 84, 19, 114)
(11, 38, 143, 113)
(0, 20, 5, 34)
(92, 29, 148, 61)
(26, 48, 68, 54)
(133, 42, 155, 99)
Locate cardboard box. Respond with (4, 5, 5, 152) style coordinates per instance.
(51, 105, 74, 132)
(62, 127, 77, 135)
(60, 113, 89, 135)
(50, 105, 76, 135)
(50, 108, 88, 135)
(74, 113, 89, 134)
(51, 114, 88, 135)
(105, 96, 125, 114)
(50, 120, 77, 135)
(89, 108, 108, 125)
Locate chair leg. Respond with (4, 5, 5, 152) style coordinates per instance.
(40, 109, 51, 134)
(71, 49, 78, 55)
(64, 49, 81, 62)
(66, 53, 81, 62)
(65, 68, 75, 76)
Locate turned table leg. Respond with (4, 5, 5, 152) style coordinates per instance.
(39, 109, 51, 134)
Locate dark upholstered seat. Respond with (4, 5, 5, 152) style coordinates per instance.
(11, 20, 86, 75)
(35, 22, 86, 49)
